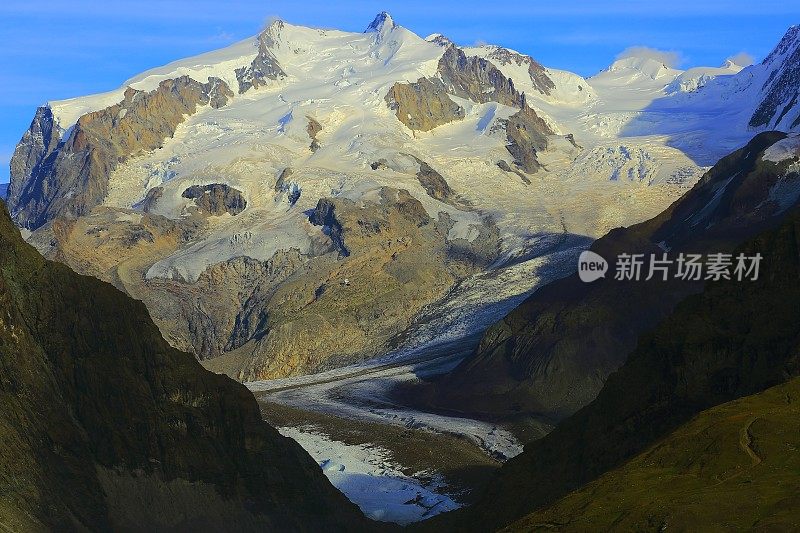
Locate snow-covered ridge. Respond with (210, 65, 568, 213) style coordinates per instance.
(48, 36, 260, 130)
(763, 133, 800, 163)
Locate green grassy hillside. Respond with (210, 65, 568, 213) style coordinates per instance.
(505, 376, 800, 531)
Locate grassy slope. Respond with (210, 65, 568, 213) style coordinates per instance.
(505, 376, 800, 531)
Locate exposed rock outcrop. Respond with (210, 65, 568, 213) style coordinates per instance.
(0, 201, 368, 531)
(139, 186, 164, 212)
(203, 187, 499, 381)
(235, 22, 286, 94)
(182, 183, 247, 216)
(436, 46, 523, 108)
(385, 78, 465, 131)
(274, 168, 301, 205)
(502, 96, 553, 173)
(9, 76, 233, 229)
(306, 116, 322, 152)
(484, 46, 555, 96)
(497, 160, 530, 184)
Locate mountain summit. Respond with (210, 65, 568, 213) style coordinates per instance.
(7, 17, 800, 386)
(365, 11, 396, 33)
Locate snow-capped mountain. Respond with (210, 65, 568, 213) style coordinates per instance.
(7, 14, 800, 381)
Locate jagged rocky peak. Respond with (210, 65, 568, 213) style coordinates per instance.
(763, 24, 800, 66)
(365, 11, 396, 33)
(426, 33, 454, 47)
(236, 20, 286, 93)
(437, 45, 524, 107)
(483, 45, 555, 95)
(749, 25, 800, 129)
(260, 18, 287, 48)
(9, 76, 233, 229)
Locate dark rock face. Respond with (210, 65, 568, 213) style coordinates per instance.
(309, 197, 351, 257)
(502, 97, 552, 173)
(235, 24, 286, 94)
(274, 168, 301, 205)
(139, 186, 164, 212)
(750, 25, 800, 129)
(497, 160, 530, 184)
(385, 78, 465, 131)
(436, 46, 523, 108)
(484, 46, 555, 96)
(8, 106, 61, 213)
(9, 76, 233, 230)
(408, 156, 457, 205)
(182, 183, 247, 216)
(0, 201, 368, 531)
(433, 200, 800, 532)
(426, 132, 797, 421)
(306, 117, 322, 152)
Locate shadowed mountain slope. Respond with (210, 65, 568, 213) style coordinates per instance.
(421, 132, 798, 423)
(421, 176, 800, 532)
(0, 201, 370, 531)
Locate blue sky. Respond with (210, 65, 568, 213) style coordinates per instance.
(2, 1, 799, 183)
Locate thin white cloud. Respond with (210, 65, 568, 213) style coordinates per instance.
(616, 46, 682, 67)
(726, 51, 755, 66)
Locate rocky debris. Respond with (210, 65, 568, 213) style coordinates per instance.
(9, 76, 233, 230)
(147, 251, 307, 360)
(235, 22, 286, 94)
(385, 77, 465, 131)
(138, 186, 163, 212)
(436, 45, 523, 108)
(307, 116, 323, 152)
(497, 160, 531, 184)
(182, 183, 247, 216)
(484, 46, 555, 96)
(0, 201, 369, 531)
(502, 96, 553, 173)
(120, 224, 155, 247)
(203, 187, 499, 381)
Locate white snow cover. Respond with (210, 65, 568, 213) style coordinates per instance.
(35, 13, 798, 320)
(48, 37, 260, 130)
(763, 133, 800, 163)
(279, 425, 460, 524)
